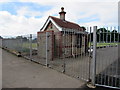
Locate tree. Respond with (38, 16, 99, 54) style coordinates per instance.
(16, 36, 22, 39)
(111, 30, 118, 42)
(81, 26, 86, 31)
(97, 28, 108, 42)
(32, 38, 37, 43)
(88, 28, 120, 42)
(0, 36, 3, 39)
(16, 36, 28, 42)
(22, 37, 28, 42)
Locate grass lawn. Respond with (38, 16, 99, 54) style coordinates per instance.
(97, 43, 118, 47)
(89, 42, 119, 47)
(22, 42, 119, 52)
(22, 42, 119, 48)
(22, 42, 37, 49)
(20, 43, 37, 53)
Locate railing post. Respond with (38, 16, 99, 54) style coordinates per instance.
(62, 29, 66, 73)
(91, 26, 97, 86)
(0, 39, 2, 90)
(20, 36, 23, 54)
(118, 26, 119, 43)
(30, 34, 32, 59)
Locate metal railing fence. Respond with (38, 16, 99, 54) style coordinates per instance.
(0, 26, 120, 89)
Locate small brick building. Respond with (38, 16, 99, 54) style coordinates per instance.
(37, 7, 88, 60)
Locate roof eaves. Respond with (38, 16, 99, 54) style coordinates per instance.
(41, 16, 62, 31)
(40, 16, 50, 31)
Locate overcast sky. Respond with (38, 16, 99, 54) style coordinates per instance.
(0, 0, 119, 37)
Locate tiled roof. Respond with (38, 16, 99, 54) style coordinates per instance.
(50, 16, 81, 30)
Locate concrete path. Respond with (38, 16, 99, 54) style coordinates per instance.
(2, 48, 85, 88)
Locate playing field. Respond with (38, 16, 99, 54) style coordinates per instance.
(22, 42, 119, 49)
(22, 42, 37, 49)
(89, 42, 119, 47)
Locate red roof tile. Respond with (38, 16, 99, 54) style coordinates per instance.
(50, 16, 81, 30)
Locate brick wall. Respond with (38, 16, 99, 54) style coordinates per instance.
(37, 32, 46, 59)
(37, 31, 54, 60)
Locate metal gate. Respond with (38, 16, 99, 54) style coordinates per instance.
(61, 28, 91, 81)
(92, 26, 120, 89)
(38, 29, 92, 82)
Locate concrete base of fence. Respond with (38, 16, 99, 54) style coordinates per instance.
(87, 82, 96, 88)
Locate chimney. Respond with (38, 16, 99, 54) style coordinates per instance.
(59, 7, 66, 20)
